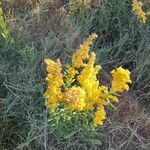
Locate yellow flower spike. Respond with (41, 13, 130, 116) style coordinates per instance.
(63, 86, 86, 111)
(44, 58, 63, 110)
(65, 33, 98, 87)
(78, 52, 101, 106)
(111, 66, 132, 93)
(72, 33, 98, 68)
(93, 106, 106, 127)
(82, 33, 98, 49)
(132, 0, 147, 23)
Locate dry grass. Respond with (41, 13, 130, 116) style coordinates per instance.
(99, 94, 150, 150)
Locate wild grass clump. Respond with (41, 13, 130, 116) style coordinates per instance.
(99, 94, 150, 150)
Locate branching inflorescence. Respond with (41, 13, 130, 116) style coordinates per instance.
(44, 33, 132, 128)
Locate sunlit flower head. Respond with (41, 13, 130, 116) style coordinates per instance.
(44, 59, 63, 109)
(63, 86, 86, 111)
(111, 66, 132, 92)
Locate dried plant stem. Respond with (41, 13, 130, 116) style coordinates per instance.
(44, 108, 48, 150)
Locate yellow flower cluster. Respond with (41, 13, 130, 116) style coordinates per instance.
(111, 67, 132, 92)
(44, 59, 63, 110)
(63, 86, 86, 111)
(93, 106, 106, 127)
(77, 52, 102, 110)
(132, 0, 147, 23)
(44, 34, 132, 127)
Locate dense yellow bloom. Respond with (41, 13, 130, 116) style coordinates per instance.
(44, 59, 63, 109)
(77, 52, 102, 109)
(132, 0, 147, 23)
(111, 67, 132, 92)
(63, 86, 86, 111)
(93, 106, 106, 127)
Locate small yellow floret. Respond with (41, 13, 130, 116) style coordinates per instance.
(108, 95, 119, 103)
(63, 86, 86, 111)
(93, 106, 106, 127)
(111, 67, 132, 92)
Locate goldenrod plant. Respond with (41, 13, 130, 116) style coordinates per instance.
(132, 0, 149, 23)
(44, 33, 132, 137)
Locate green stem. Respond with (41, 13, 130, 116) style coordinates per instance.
(106, 99, 116, 110)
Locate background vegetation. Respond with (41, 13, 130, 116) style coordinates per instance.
(0, 0, 150, 149)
